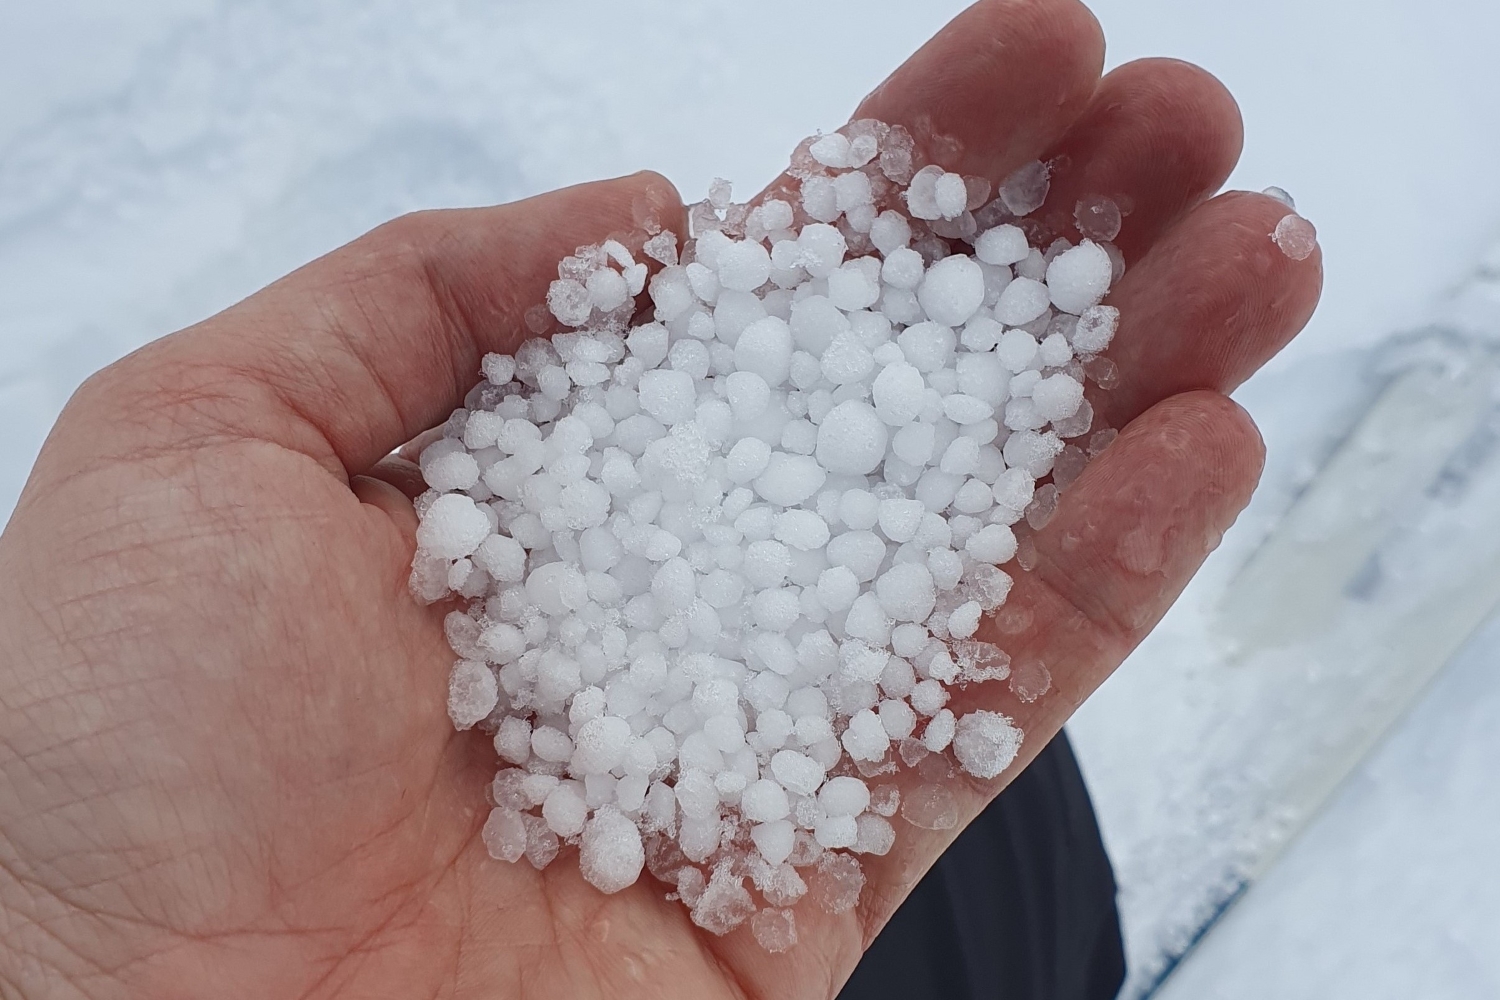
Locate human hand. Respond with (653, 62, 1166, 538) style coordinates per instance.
(0, 1, 1320, 997)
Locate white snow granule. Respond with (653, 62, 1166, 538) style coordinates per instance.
(579, 805, 646, 893)
(871, 360, 927, 425)
(918, 254, 987, 327)
(815, 400, 888, 474)
(809, 132, 853, 168)
(424, 449, 480, 492)
(1032, 373, 1085, 423)
(975, 223, 1030, 266)
(952, 710, 1023, 779)
(994, 277, 1052, 326)
(932, 171, 969, 220)
(717, 238, 773, 292)
(417, 493, 493, 560)
(410, 120, 1127, 949)
(1046, 241, 1114, 315)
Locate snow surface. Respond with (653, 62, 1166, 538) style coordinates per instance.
(1091, 0, 1500, 369)
(1, 1, 1498, 996)
(1073, 321, 1500, 996)
(1153, 609, 1500, 999)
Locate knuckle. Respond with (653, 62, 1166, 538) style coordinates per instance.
(359, 210, 448, 278)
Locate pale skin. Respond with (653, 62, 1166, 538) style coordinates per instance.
(0, 1, 1322, 997)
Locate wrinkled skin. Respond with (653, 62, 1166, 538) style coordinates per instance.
(0, 1, 1321, 997)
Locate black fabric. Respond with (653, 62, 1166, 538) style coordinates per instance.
(838, 730, 1125, 1000)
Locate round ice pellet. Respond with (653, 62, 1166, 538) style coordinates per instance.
(872, 361, 926, 425)
(718, 239, 773, 292)
(417, 494, 493, 560)
(797, 223, 847, 278)
(809, 132, 852, 168)
(869, 211, 912, 254)
(994, 277, 1051, 326)
(770, 749, 826, 796)
(637, 369, 697, 425)
(815, 400, 889, 475)
(741, 779, 792, 822)
(841, 709, 891, 761)
(816, 565, 861, 612)
(821, 332, 876, 385)
(897, 321, 957, 373)
(755, 453, 827, 506)
(752, 820, 797, 866)
(425, 450, 480, 492)
(932, 172, 968, 220)
(818, 776, 871, 817)
(1046, 240, 1112, 315)
(579, 806, 645, 893)
(727, 437, 773, 483)
(996, 329, 1040, 373)
(975, 224, 1029, 266)
(999, 160, 1049, 217)
(1031, 374, 1084, 423)
(875, 563, 936, 622)
(917, 254, 985, 327)
(966, 524, 1018, 565)
(725, 370, 771, 419)
(881, 246, 925, 290)
(448, 660, 498, 729)
(775, 509, 831, 550)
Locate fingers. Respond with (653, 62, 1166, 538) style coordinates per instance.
(846, 26, 1290, 439)
(853, 390, 1264, 932)
(1035, 57, 1245, 258)
(95, 172, 685, 480)
(80, 0, 1253, 498)
(851, 14, 1243, 267)
(708, 391, 1265, 990)
(363, 455, 428, 501)
(853, 0, 1106, 180)
(352, 456, 425, 536)
(1001, 391, 1264, 681)
(1093, 191, 1324, 429)
(350, 476, 420, 535)
(95, 0, 1103, 492)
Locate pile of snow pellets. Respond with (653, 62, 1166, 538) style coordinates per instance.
(409, 119, 1123, 952)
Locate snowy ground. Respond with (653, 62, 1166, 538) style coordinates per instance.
(1155, 607, 1500, 998)
(1, 2, 1497, 996)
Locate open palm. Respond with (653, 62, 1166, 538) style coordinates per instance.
(0, 2, 1320, 997)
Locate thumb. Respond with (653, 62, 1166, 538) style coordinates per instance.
(59, 172, 684, 482)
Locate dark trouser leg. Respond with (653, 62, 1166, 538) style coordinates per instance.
(838, 730, 1125, 1000)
